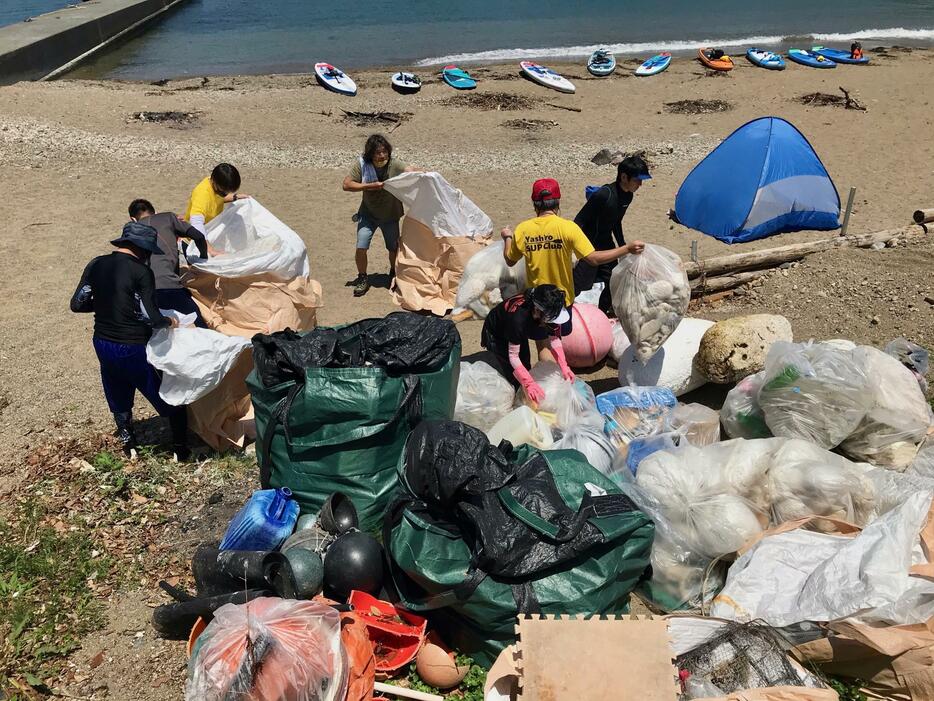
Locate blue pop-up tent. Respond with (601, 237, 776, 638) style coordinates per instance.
(673, 117, 840, 244)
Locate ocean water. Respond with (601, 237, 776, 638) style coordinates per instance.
(0, 0, 70, 27)
(55, 0, 934, 80)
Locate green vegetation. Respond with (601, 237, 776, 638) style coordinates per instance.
(0, 434, 256, 696)
(399, 654, 487, 700)
(829, 677, 868, 701)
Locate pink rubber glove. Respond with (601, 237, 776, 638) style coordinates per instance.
(513, 364, 545, 406)
(549, 337, 576, 383)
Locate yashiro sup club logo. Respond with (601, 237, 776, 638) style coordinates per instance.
(524, 234, 565, 252)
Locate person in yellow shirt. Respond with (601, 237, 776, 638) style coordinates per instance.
(184, 163, 251, 234)
(501, 178, 643, 360)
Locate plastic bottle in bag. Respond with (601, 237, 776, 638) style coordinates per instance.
(486, 405, 555, 449)
(758, 341, 870, 449)
(219, 488, 300, 551)
(720, 372, 771, 440)
(609, 244, 690, 363)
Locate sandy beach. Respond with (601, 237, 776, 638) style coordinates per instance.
(0, 48, 933, 698)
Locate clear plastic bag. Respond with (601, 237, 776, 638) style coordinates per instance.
(866, 467, 934, 521)
(552, 423, 617, 477)
(720, 371, 771, 440)
(519, 362, 603, 431)
(454, 361, 516, 431)
(885, 337, 930, 393)
(486, 405, 555, 449)
(839, 345, 932, 470)
(608, 319, 630, 364)
(758, 341, 870, 449)
(768, 438, 876, 529)
(186, 598, 348, 701)
(670, 403, 721, 446)
(596, 385, 677, 447)
(609, 243, 690, 363)
(626, 432, 684, 475)
(454, 241, 527, 318)
(908, 441, 934, 480)
(683, 675, 725, 700)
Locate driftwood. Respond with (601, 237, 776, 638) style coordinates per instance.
(913, 208, 934, 225)
(690, 270, 770, 297)
(838, 86, 867, 111)
(684, 226, 918, 279)
(546, 102, 582, 113)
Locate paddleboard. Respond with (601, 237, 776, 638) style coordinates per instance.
(587, 49, 617, 76)
(787, 48, 836, 69)
(520, 61, 576, 93)
(441, 65, 477, 90)
(698, 48, 734, 71)
(314, 62, 357, 96)
(811, 45, 870, 64)
(635, 52, 672, 76)
(746, 48, 786, 70)
(391, 71, 421, 94)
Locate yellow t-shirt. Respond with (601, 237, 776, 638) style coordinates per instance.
(184, 176, 225, 224)
(507, 215, 596, 306)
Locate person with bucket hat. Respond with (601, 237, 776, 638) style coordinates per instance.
(500, 178, 642, 361)
(70, 222, 190, 460)
(481, 285, 575, 400)
(573, 155, 650, 313)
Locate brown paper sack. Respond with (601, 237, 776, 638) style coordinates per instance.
(181, 270, 322, 450)
(391, 218, 487, 316)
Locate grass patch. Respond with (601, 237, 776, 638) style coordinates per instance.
(379, 656, 487, 700)
(828, 677, 867, 701)
(0, 433, 256, 695)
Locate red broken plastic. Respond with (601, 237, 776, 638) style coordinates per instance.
(348, 590, 427, 676)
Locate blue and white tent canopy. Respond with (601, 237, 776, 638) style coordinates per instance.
(673, 117, 840, 244)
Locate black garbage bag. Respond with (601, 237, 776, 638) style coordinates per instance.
(251, 312, 457, 387)
(395, 420, 641, 580)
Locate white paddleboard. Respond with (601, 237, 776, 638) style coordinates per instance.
(519, 61, 576, 93)
(314, 62, 357, 96)
(391, 71, 421, 94)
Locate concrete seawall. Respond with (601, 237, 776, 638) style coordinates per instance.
(0, 0, 190, 84)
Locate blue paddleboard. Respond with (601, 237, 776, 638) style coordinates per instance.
(746, 48, 785, 70)
(442, 65, 477, 90)
(811, 45, 870, 64)
(635, 52, 671, 77)
(788, 48, 836, 69)
(587, 49, 617, 76)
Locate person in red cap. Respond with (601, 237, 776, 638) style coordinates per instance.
(501, 177, 642, 360)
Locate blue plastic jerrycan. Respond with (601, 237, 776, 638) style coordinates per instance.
(219, 487, 300, 551)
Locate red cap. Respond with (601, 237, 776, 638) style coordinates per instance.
(531, 178, 561, 203)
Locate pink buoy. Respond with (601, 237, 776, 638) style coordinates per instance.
(562, 303, 613, 368)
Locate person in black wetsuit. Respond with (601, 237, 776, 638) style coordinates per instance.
(572, 155, 651, 313)
(70, 222, 190, 460)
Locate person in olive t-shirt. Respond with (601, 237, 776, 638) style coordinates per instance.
(341, 134, 418, 297)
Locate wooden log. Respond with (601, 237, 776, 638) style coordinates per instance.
(546, 102, 582, 112)
(690, 269, 770, 296)
(684, 226, 917, 279)
(913, 209, 934, 225)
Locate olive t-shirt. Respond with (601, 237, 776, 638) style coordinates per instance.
(349, 157, 408, 222)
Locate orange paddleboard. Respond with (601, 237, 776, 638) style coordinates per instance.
(698, 47, 734, 71)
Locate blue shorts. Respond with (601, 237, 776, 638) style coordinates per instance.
(356, 212, 400, 251)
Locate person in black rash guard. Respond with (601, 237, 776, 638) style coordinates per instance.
(572, 154, 651, 313)
(70, 222, 190, 460)
(481, 285, 575, 403)
(128, 197, 211, 328)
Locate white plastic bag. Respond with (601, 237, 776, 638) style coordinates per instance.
(518, 362, 602, 431)
(186, 598, 348, 701)
(767, 438, 876, 528)
(573, 282, 605, 307)
(552, 423, 617, 477)
(609, 244, 690, 362)
(455, 241, 527, 318)
(670, 403, 721, 446)
(486, 405, 554, 449)
(758, 341, 870, 449)
(607, 319, 630, 363)
(711, 492, 934, 627)
(720, 371, 771, 440)
(383, 171, 492, 238)
(147, 327, 251, 405)
(839, 345, 932, 470)
(454, 361, 516, 431)
(908, 441, 934, 480)
(189, 199, 311, 280)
